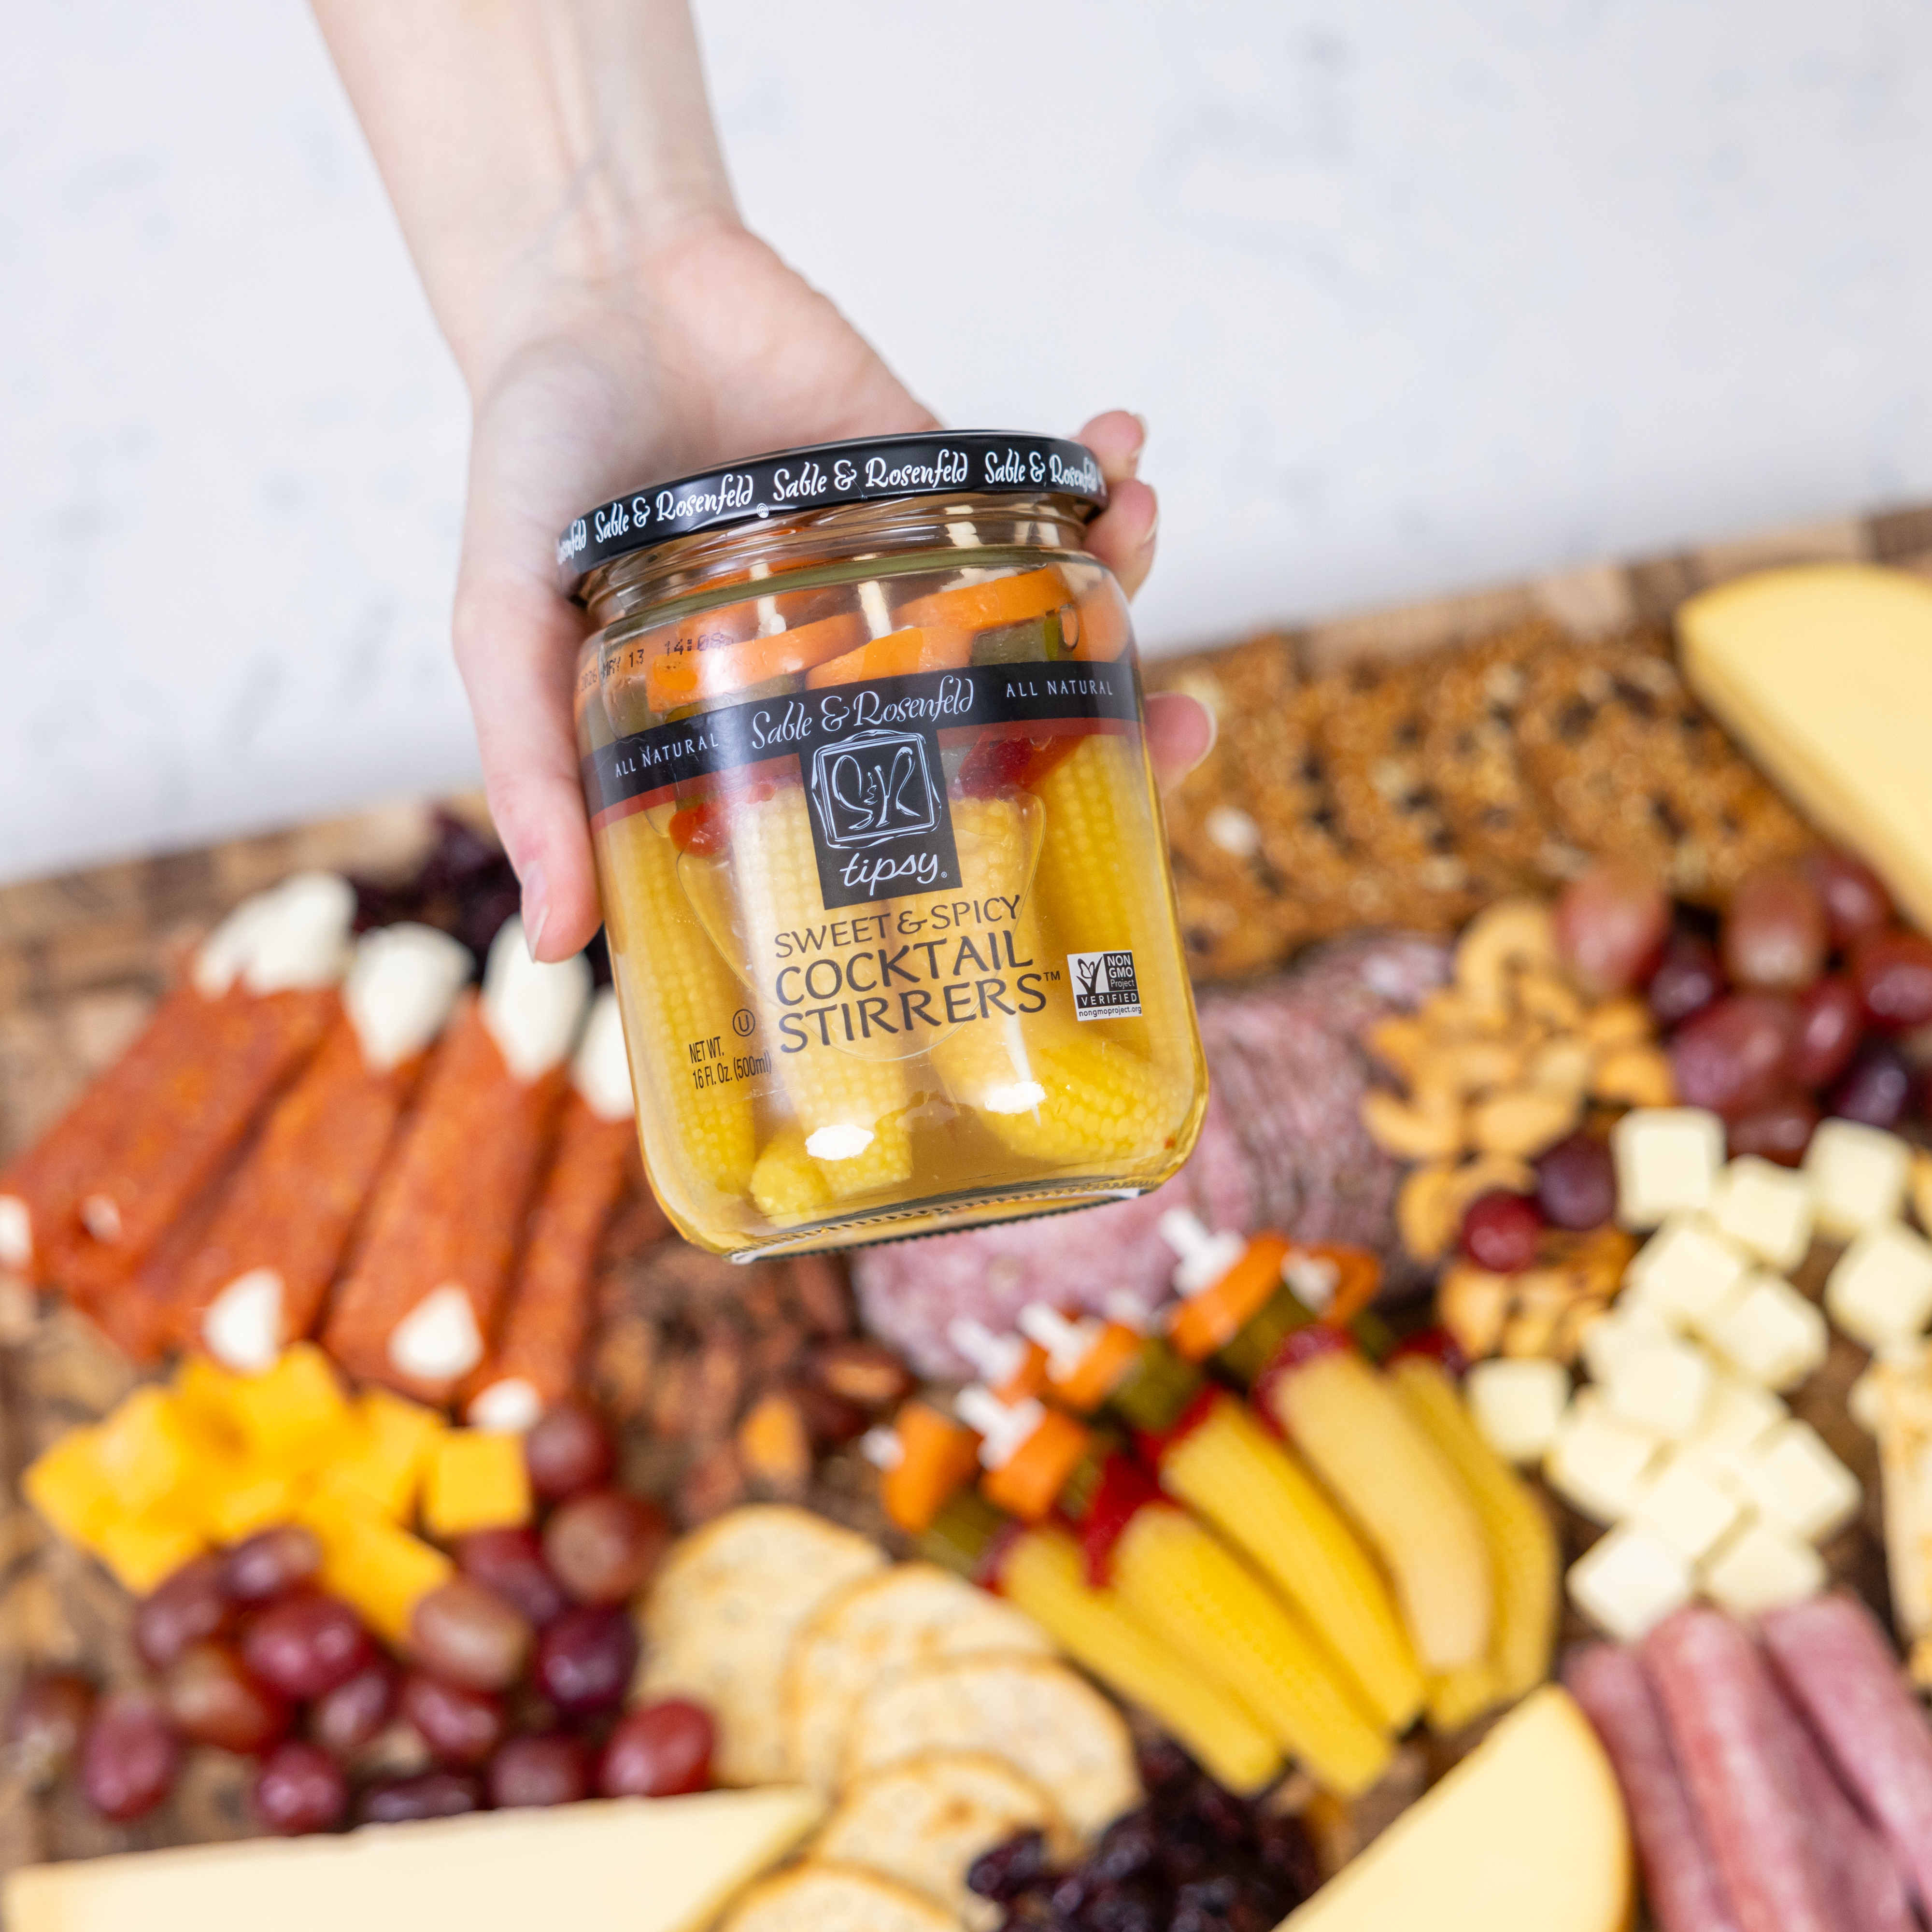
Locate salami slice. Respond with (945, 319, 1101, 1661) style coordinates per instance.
(1762, 1593, 1932, 1910)
(1564, 1644, 1740, 1932)
(1641, 1606, 1839, 1932)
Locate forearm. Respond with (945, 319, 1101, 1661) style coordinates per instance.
(312, 0, 736, 393)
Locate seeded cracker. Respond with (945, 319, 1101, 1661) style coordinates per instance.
(785, 1563, 1055, 1793)
(816, 1752, 1071, 1931)
(637, 1505, 886, 1786)
(1513, 635, 1815, 901)
(719, 1862, 963, 1932)
(842, 1652, 1139, 1843)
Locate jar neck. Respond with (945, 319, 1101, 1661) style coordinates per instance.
(580, 491, 1093, 629)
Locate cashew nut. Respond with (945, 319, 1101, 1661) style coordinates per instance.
(1582, 996, 1654, 1052)
(1454, 897, 1557, 1004)
(1425, 1038, 1525, 1098)
(1365, 1014, 1429, 1081)
(1591, 1044, 1676, 1109)
(1526, 1035, 1593, 1098)
(1468, 1086, 1579, 1158)
(1361, 1088, 1467, 1161)
(1438, 1262, 1511, 1360)
(1516, 969, 1586, 1031)
(1397, 1162, 1459, 1260)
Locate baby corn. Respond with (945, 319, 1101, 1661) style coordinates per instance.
(1389, 1354, 1559, 1703)
(1425, 1661, 1502, 1734)
(748, 1126, 833, 1224)
(598, 810, 755, 1197)
(729, 786, 912, 1199)
(997, 1525, 1283, 1796)
(1108, 1503, 1392, 1797)
(1256, 1346, 1493, 1674)
(1157, 1392, 1424, 1732)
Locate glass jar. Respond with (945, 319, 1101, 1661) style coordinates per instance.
(563, 432, 1207, 1257)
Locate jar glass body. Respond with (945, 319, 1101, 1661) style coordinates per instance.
(574, 490, 1207, 1256)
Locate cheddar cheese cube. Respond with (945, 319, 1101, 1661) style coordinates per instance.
(227, 1344, 352, 1466)
(307, 1502, 452, 1644)
(93, 1387, 198, 1518)
(23, 1427, 117, 1547)
(171, 1354, 248, 1449)
(95, 1512, 207, 1596)
(196, 1461, 304, 1544)
(422, 1430, 532, 1540)
(331, 1390, 445, 1521)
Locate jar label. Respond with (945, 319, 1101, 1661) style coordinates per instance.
(583, 661, 1145, 912)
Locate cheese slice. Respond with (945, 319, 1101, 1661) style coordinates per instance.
(1678, 563, 1932, 930)
(1278, 1686, 1631, 1932)
(4, 1787, 824, 1932)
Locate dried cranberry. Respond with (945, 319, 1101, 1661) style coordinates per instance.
(1830, 1040, 1917, 1130)
(252, 1739, 348, 1835)
(1668, 993, 1798, 1117)
(1853, 929, 1932, 1031)
(1459, 1191, 1543, 1273)
(1791, 975, 1864, 1089)
(133, 1554, 231, 1673)
(1806, 849, 1893, 946)
(355, 1771, 482, 1825)
(1534, 1132, 1616, 1231)
(967, 1829, 1051, 1902)
(1727, 1093, 1820, 1167)
(1646, 929, 1725, 1027)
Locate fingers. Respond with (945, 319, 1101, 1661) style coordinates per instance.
(1075, 410, 1159, 600)
(1144, 690, 1216, 797)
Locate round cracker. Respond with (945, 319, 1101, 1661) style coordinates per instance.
(786, 1564, 1054, 1793)
(639, 1505, 886, 1786)
(817, 1751, 1069, 1932)
(843, 1653, 1139, 1843)
(719, 1861, 962, 1932)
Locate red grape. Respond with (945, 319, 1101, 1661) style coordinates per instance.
(309, 1661, 396, 1759)
(543, 1492, 670, 1607)
(398, 1673, 506, 1770)
(221, 1525, 321, 1605)
(1534, 1132, 1617, 1231)
(1722, 868, 1827, 992)
(534, 1606, 638, 1717)
(456, 1528, 567, 1628)
(1555, 859, 1669, 996)
(1830, 1041, 1917, 1130)
(1727, 1093, 1820, 1167)
(1646, 930, 1725, 1028)
(524, 1402, 615, 1503)
(1668, 993, 1797, 1118)
(355, 1771, 482, 1825)
(1852, 930, 1932, 1031)
(408, 1578, 532, 1692)
(7, 1672, 95, 1791)
(81, 1690, 180, 1822)
(163, 1641, 290, 1755)
(134, 1553, 231, 1673)
(1458, 1192, 1543, 1274)
(253, 1739, 349, 1835)
(1806, 848, 1893, 947)
(487, 1733, 590, 1809)
(242, 1594, 375, 1701)
(598, 1700, 714, 1799)
(1791, 976, 1864, 1088)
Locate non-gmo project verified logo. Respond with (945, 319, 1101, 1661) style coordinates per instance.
(1067, 950, 1142, 1020)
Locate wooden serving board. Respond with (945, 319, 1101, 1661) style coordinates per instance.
(0, 500, 1928, 1886)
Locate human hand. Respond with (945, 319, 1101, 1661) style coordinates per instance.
(450, 218, 1200, 960)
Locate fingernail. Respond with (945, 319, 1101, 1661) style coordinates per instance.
(1198, 702, 1219, 762)
(520, 862, 549, 960)
(1137, 508, 1161, 554)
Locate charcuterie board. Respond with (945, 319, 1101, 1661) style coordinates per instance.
(3, 497, 1932, 1917)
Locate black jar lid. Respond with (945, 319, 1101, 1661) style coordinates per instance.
(557, 430, 1107, 595)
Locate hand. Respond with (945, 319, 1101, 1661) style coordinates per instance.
(451, 219, 1200, 960)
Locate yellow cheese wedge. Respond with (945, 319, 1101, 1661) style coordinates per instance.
(1678, 563, 1932, 929)
(5, 1787, 824, 1932)
(1278, 1686, 1631, 1932)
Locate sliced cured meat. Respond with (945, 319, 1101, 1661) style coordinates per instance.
(1564, 1643, 1740, 1932)
(1762, 1593, 1932, 1910)
(1641, 1606, 1838, 1932)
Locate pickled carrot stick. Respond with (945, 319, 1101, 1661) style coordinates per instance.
(462, 1092, 636, 1429)
(805, 623, 975, 688)
(643, 607, 867, 713)
(1068, 579, 1132, 662)
(898, 565, 1073, 633)
(323, 994, 572, 1405)
(71, 985, 339, 1267)
(0, 984, 228, 1283)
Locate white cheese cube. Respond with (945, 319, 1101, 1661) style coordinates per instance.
(1466, 1358, 1572, 1463)
(1699, 1518, 1826, 1616)
(1692, 1372, 1788, 1463)
(1624, 1217, 1749, 1331)
(1567, 1524, 1695, 1643)
(1604, 1334, 1714, 1441)
(1698, 1272, 1828, 1392)
(1825, 1220, 1932, 1349)
(1737, 1420, 1862, 1542)
(1545, 1393, 1664, 1523)
(1804, 1119, 1911, 1239)
(1612, 1108, 1726, 1230)
(1578, 1299, 1674, 1386)
(1629, 1446, 1746, 1562)
(1708, 1156, 1814, 1273)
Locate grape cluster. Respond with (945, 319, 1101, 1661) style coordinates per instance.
(968, 1740, 1318, 1932)
(8, 1401, 713, 1834)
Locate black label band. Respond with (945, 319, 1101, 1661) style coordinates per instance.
(583, 659, 1144, 911)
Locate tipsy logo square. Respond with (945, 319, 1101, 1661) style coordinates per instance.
(805, 727, 961, 908)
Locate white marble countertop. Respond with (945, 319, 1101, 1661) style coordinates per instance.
(4, 0, 1931, 885)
